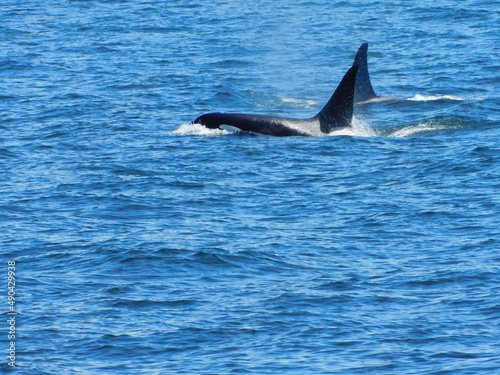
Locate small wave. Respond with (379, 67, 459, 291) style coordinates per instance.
(407, 94, 466, 102)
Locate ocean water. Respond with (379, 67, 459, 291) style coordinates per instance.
(1, 0, 499, 374)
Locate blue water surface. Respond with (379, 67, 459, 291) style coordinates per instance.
(1, 0, 499, 374)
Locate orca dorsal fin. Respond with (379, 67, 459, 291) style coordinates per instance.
(353, 43, 377, 103)
(316, 65, 358, 133)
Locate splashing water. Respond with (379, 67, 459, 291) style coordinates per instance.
(170, 122, 232, 136)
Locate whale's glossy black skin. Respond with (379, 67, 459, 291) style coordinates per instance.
(193, 65, 358, 137)
(353, 43, 399, 104)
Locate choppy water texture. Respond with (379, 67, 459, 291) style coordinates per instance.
(1, 0, 499, 374)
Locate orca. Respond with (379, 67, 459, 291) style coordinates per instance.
(193, 65, 358, 137)
(353, 43, 399, 104)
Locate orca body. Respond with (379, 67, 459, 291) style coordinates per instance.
(193, 65, 359, 137)
(353, 43, 399, 104)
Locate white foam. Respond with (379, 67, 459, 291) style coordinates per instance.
(170, 123, 232, 137)
(407, 94, 466, 102)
